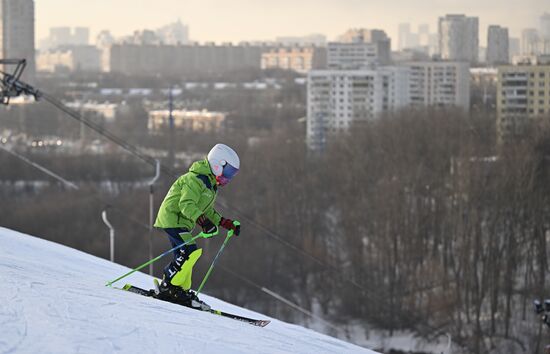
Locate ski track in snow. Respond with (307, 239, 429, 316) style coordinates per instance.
(0, 227, 377, 354)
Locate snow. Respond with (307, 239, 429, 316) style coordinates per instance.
(0, 227, 377, 354)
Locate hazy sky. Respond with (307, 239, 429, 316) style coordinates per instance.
(36, 0, 547, 46)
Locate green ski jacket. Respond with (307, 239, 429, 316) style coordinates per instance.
(154, 159, 222, 230)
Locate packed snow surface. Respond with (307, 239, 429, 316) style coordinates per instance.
(0, 227, 377, 354)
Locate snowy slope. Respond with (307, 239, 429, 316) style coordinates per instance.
(0, 227, 377, 354)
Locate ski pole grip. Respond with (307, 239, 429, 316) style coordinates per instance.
(229, 220, 240, 238)
(199, 228, 219, 239)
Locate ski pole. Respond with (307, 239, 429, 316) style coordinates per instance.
(196, 226, 237, 295)
(105, 232, 206, 287)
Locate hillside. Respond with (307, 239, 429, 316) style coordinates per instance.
(0, 227, 377, 354)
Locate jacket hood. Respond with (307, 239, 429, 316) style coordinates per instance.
(189, 158, 214, 177)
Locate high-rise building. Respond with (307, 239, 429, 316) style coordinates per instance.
(307, 67, 410, 151)
(338, 28, 389, 44)
(73, 27, 89, 45)
(487, 25, 509, 65)
(49, 27, 71, 47)
(397, 23, 438, 56)
(327, 41, 390, 69)
(156, 19, 189, 45)
(329, 28, 391, 69)
(540, 13, 550, 55)
(41, 26, 90, 50)
(0, 0, 35, 82)
(540, 13, 550, 39)
(403, 61, 470, 109)
(497, 64, 550, 141)
(96, 30, 115, 48)
(521, 29, 539, 54)
(418, 24, 431, 47)
(509, 37, 520, 60)
(398, 23, 411, 51)
(438, 14, 479, 63)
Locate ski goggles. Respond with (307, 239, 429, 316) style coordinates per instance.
(216, 162, 239, 186)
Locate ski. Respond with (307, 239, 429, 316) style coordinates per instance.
(117, 284, 271, 327)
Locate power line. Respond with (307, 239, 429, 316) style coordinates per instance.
(38, 90, 362, 288)
(220, 266, 341, 332)
(0, 144, 79, 190)
(1, 74, 462, 347)
(2, 78, 355, 325)
(40, 88, 381, 305)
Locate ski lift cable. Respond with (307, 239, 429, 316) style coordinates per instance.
(35, 89, 351, 279)
(219, 266, 342, 332)
(41, 90, 372, 294)
(1, 71, 457, 339)
(1, 74, 358, 326)
(0, 144, 150, 230)
(0, 144, 79, 190)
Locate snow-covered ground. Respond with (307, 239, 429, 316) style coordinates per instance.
(0, 227, 377, 354)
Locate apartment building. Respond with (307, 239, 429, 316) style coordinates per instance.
(403, 61, 470, 109)
(148, 109, 226, 133)
(307, 68, 410, 151)
(107, 42, 272, 76)
(307, 61, 470, 150)
(497, 64, 550, 140)
(261, 46, 327, 73)
(327, 41, 391, 69)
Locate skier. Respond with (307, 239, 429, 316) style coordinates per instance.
(154, 143, 241, 309)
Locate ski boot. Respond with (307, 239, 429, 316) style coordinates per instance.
(155, 279, 210, 311)
(186, 289, 211, 311)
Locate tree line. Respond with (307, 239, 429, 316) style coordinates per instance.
(2, 100, 550, 352)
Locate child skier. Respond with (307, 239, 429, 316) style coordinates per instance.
(153, 143, 241, 309)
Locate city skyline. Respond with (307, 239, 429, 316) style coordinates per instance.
(36, 0, 547, 46)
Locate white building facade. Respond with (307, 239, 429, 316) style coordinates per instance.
(307, 68, 410, 151)
(307, 61, 470, 151)
(404, 61, 470, 109)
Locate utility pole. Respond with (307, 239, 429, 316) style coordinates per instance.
(101, 209, 115, 262)
(148, 159, 161, 275)
(167, 87, 175, 169)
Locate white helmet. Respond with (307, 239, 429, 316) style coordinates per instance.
(207, 144, 240, 186)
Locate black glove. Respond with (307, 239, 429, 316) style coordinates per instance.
(197, 215, 217, 234)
